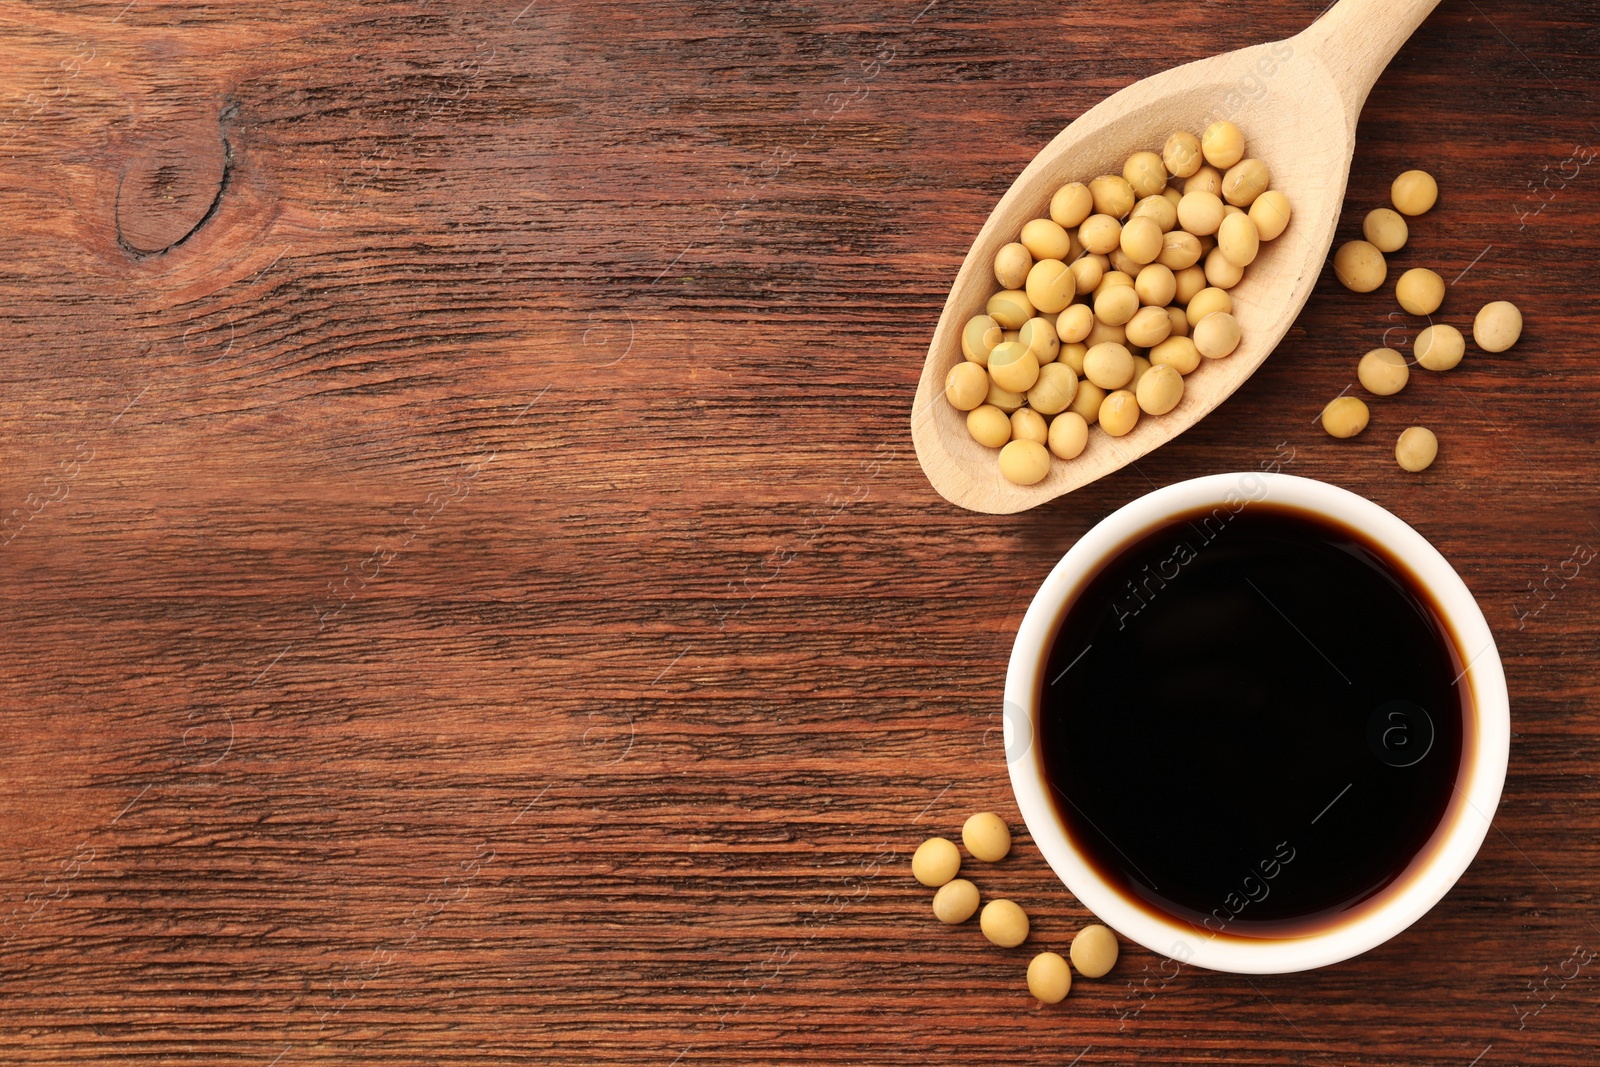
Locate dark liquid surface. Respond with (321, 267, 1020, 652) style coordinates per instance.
(1040, 504, 1467, 936)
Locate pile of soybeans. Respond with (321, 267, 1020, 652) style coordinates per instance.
(945, 120, 1290, 486)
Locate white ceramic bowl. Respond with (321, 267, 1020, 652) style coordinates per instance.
(1003, 472, 1509, 974)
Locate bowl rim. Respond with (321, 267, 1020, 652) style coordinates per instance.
(1003, 471, 1510, 974)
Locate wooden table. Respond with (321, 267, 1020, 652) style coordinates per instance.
(2, 1, 1597, 1063)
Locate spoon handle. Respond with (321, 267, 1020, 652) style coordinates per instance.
(1295, 0, 1443, 120)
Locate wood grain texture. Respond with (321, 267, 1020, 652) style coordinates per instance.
(0, 1, 1597, 1064)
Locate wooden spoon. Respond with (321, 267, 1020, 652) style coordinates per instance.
(912, 0, 1441, 514)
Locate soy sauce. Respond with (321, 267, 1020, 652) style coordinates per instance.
(1039, 503, 1469, 937)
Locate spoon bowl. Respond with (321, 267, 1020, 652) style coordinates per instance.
(912, 0, 1440, 514)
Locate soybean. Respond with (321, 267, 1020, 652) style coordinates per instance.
(1010, 408, 1048, 446)
(1125, 305, 1173, 348)
(1391, 169, 1438, 216)
(1164, 305, 1189, 339)
(986, 289, 1034, 329)
(1068, 381, 1106, 425)
(1162, 130, 1203, 177)
(1089, 174, 1136, 219)
(1193, 311, 1241, 358)
(1057, 341, 1088, 375)
(1094, 269, 1134, 295)
(1333, 240, 1386, 293)
(1128, 354, 1152, 391)
(1362, 207, 1408, 252)
(1068, 255, 1104, 296)
(1107, 247, 1140, 279)
(1020, 218, 1071, 261)
(1217, 212, 1260, 266)
(1056, 303, 1095, 343)
(1136, 363, 1184, 415)
(985, 380, 1024, 412)
(1094, 284, 1140, 327)
(980, 899, 1030, 948)
(1158, 230, 1202, 270)
(1474, 300, 1522, 352)
(1321, 395, 1370, 439)
(1123, 151, 1168, 198)
(1027, 362, 1079, 415)
(1083, 342, 1135, 390)
(962, 314, 1002, 364)
(988, 342, 1040, 393)
(1025, 259, 1076, 314)
(962, 812, 1012, 862)
(994, 242, 1033, 290)
(1249, 189, 1292, 240)
(912, 837, 961, 886)
(1150, 334, 1201, 375)
(1070, 924, 1119, 978)
(1396, 426, 1439, 472)
(1221, 158, 1269, 207)
(1018, 316, 1060, 364)
(1204, 246, 1244, 289)
(1415, 323, 1465, 370)
(1120, 216, 1164, 265)
(1201, 121, 1245, 168)
(1131, 193, 1178, 233)
(1079, 214, 1123, 255)
(1083, 317, 1126, 350)
(1358, 347, 1409, 396)
(1186, 286, 1232, 326)
(932, 879, 980, 924)
(944, 362, 989, 410)
(1028, 952, 1072, 1004)
(1173, 265, 1208, 304)
(1177, 190, 1225, 236)
(1188, 165, 1223, 197)
(1098, 389, 1140, 436)
(1048, 410, 1089, 459)
(1395, 268, 1444, 315)
(1050, 182, 1094, 229)
(966, 405, 1011, 448)
(1135, 263, 1177, 307)
(999, 439, 1051, 485)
